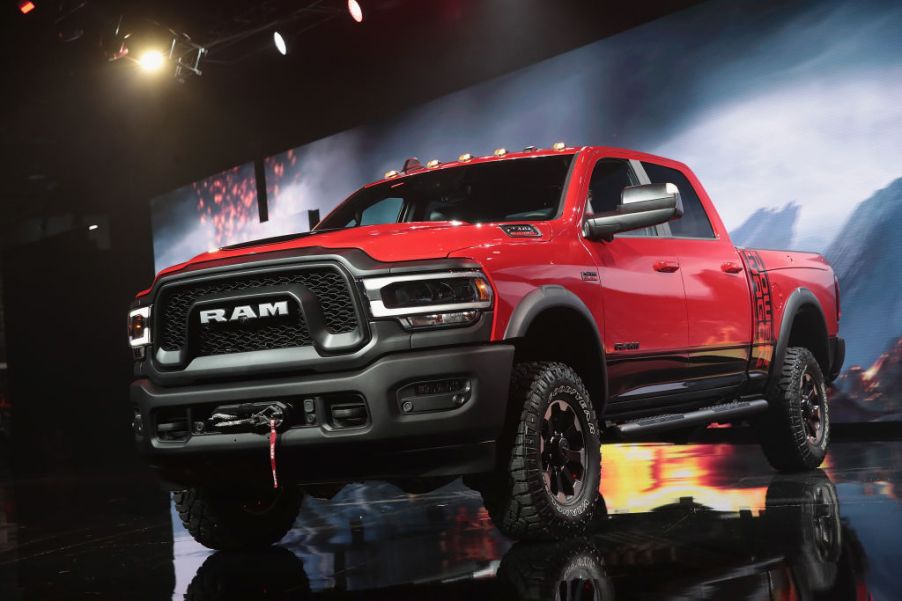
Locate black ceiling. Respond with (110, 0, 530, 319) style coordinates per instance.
(0, 0, 702, 235)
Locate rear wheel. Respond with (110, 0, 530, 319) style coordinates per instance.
(174, 486, 301, 551)
(757, 347, 830, 471)
(482, 361, 601, 540)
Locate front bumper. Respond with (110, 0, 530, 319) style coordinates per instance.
(131, 343, 514, 488)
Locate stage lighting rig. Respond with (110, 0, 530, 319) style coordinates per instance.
(108, 22, 208, 82)
(137, 49, 165, 73)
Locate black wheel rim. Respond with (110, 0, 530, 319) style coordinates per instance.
(799, 370, 824, 444)
(812, 485, 837, 559)
(540, 399, 588, 506)
(240, 489, 280, 515)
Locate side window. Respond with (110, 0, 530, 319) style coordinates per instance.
(641, 162, 715, 239)
(347, 196, 404, 227)
(587, 158, 655, 237)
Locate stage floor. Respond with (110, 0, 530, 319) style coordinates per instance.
(2, 440, 900, 599)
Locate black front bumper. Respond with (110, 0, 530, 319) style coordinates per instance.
(131, 344, 514, 488)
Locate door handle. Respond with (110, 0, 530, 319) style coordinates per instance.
(653, 260, 680, 273)
(721, 262, 744, 274)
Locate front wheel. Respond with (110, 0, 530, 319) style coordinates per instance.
(482, 361, 601, 540)
(757, 347, 830, 472)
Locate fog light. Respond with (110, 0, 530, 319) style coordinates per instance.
(400, 310, 479, 329)
(398, 378, 472, 414)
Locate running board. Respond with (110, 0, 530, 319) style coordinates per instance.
(611, 398, 769, 436)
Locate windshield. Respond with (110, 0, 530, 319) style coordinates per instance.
(318, 155, 574, 229)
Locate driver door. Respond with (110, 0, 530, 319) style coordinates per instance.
(580, 154, 689, 412)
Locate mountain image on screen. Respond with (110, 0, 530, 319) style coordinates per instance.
(728, 180, 902, 421)
(826, 178, 902, 370)
(730, 203, 800, 251)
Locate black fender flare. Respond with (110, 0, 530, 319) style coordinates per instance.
(503, 285, 608, 402)
(771, 287, 829, 378)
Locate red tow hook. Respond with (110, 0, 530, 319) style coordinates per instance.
(269, 418, 279, 489)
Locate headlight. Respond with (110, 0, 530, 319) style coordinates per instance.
(128, 306, 152, 347)
(362, 271, 493, 328)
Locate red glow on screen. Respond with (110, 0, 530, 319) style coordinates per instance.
(19, 1, 36, 14)
(193, 165, 257, 248)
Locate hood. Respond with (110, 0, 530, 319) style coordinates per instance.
(146, 221, 555, 289)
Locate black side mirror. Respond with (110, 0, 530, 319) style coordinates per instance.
(583, 183, 684, 241)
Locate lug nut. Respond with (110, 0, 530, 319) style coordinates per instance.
(402, 401, 414, 413)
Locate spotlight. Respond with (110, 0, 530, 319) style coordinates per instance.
(273, 31, 287, 55)
(18, 1, 36, 14)
(348, 0, 363, 23)
(138, 49, 165, 72)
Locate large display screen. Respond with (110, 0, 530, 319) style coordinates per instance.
(150, 162, 262, 271)
(150, 0, 902, 422)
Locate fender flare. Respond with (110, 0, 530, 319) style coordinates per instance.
(503, 285, 608, 402)
(771, 287, 829, 377)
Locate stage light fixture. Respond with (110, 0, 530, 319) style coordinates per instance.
(18, 1, 35, 14)
(348, 0, 364, 23)
(138, 49, 166, 72)
(273, 31, 287, 55)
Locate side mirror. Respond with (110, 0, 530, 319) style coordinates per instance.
(583, 183, 684, 241)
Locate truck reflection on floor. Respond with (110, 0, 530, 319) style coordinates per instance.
(178, 444, 872, 600)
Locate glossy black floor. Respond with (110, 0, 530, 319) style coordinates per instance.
(2, 439, 900, 600)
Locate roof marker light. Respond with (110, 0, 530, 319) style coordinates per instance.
(552, 141, 566, 151)
(384, 170, 399, 179)
(494, 148, 507, 157)
(426, 159, 440, 169)
(458, 153, 473, 162)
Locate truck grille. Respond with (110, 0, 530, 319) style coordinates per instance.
(156, 266, 359, 357)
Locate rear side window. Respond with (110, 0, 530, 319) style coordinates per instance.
(641, 162, 715, 239)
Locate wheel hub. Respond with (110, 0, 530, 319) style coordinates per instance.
(799, 370, 824, 444)
(540, 399, 588, 506)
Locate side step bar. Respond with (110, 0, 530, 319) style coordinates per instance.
(611, 398, 769, 436)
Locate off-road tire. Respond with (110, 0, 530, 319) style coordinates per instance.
(497, 539, 611, 601)
(482, 361, 601, 540)
(758, 347, 830, 472)
(185, 547, 310, 601)
(765, 471, 841, 595)
(174, 486, 301, 551)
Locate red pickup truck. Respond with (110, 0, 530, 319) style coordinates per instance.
(128, 144, 844, 549)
